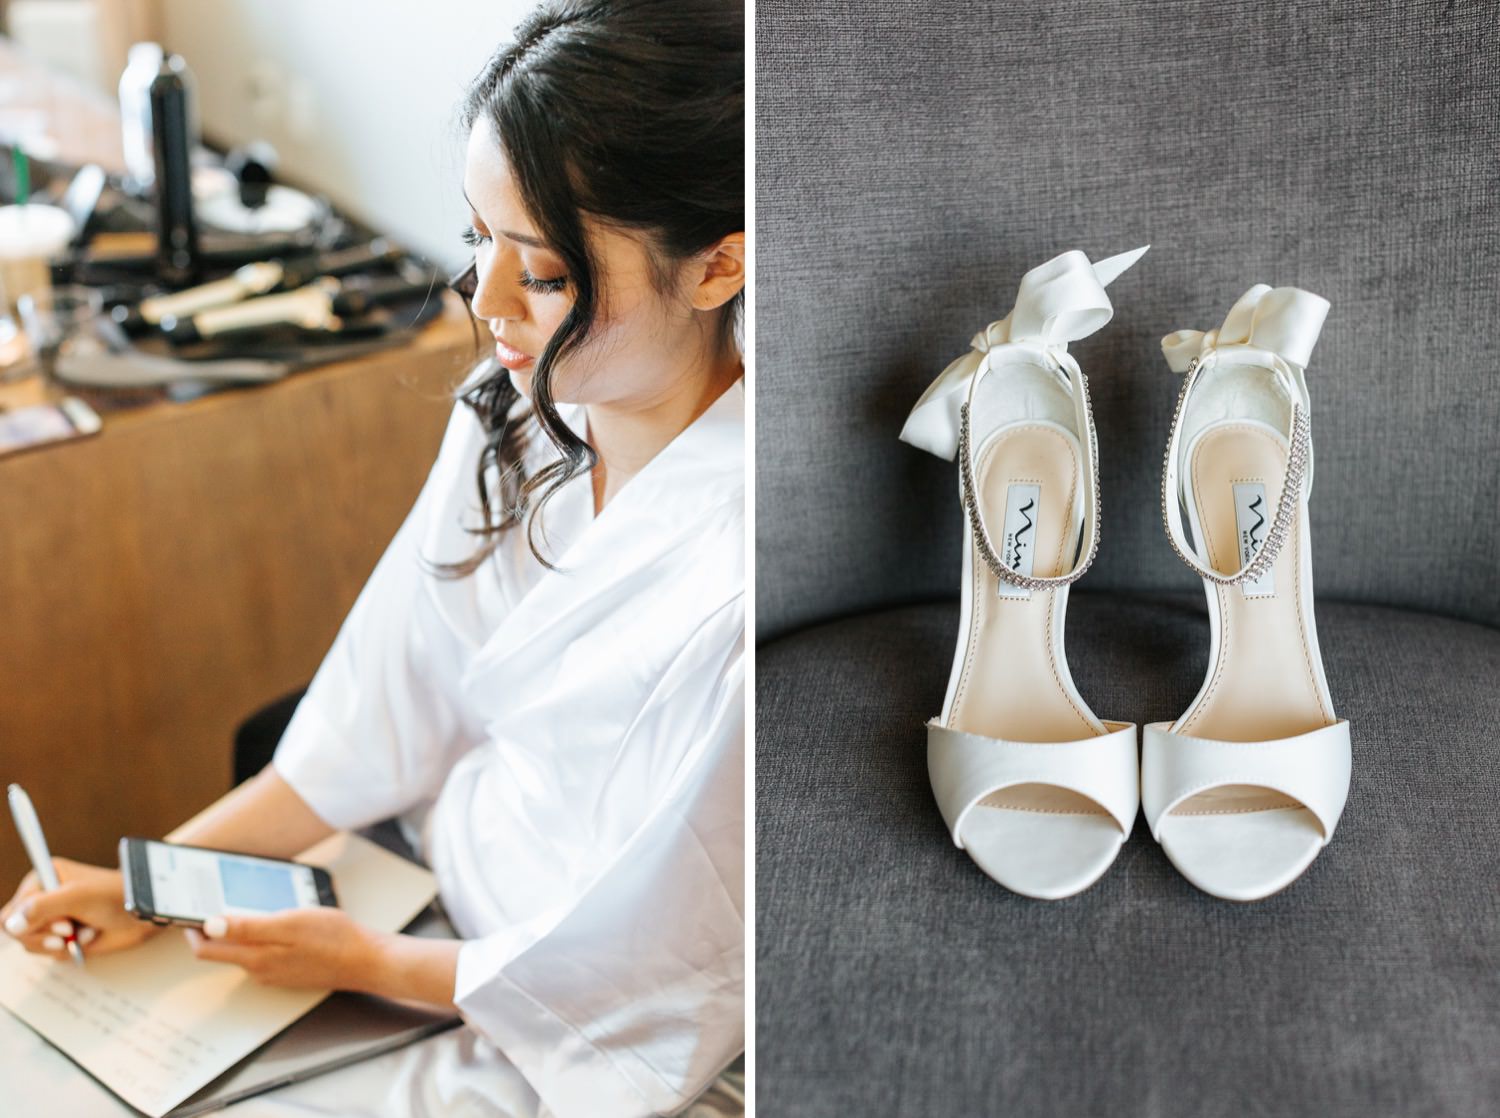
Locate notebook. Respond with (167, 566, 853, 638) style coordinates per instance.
(167, 901, 463, 1115)
(0, 831, 460, 1117)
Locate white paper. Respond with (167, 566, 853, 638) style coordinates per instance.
(0, 831, 438, 1117)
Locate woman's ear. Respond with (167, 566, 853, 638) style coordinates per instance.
(688, 232, 746, 311)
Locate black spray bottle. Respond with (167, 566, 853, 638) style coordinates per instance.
(149, 53, 200, 288)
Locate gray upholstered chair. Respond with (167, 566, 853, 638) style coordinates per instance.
(754, 2, 1500, 1113)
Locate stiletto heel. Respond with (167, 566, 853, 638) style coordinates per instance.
(1143, 284, 1351, 901)
(900, 246, 1147, 900)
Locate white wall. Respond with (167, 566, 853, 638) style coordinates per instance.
(6, 0, 159, 95)
(158, 0, 532, 271)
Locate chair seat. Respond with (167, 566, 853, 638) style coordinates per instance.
(755, 591, 1500, 1116)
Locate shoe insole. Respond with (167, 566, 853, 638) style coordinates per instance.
(1172, 421, 1335, 816)
(948, 422, 1107, 818)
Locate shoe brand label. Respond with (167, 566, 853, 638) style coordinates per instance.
(996, 483, 1041, 600)
(1232, 482, 1275, 598)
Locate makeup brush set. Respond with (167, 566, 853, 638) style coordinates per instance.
(2, 38, 453, 404)
(0, 146, 449, 401)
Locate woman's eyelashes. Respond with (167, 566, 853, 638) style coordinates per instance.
(459, 226, 568, 295)
(517, 269, 568, 294)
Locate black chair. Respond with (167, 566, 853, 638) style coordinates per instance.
(231, 687, 307, 787)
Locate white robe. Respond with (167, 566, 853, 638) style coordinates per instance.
(269, 375, 745, 1118)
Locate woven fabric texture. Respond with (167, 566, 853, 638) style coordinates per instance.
(754, 0, 1500, 639)
(755, 595, 1500, 1116)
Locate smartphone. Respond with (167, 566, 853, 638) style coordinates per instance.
(0, 396, 102, 458)
(118, 836, 337, 928)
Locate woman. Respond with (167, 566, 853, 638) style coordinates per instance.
(0, 2, 746, 1115)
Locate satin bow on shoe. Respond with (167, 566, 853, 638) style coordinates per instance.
(1159, 282, 1331, 502)
(1160, 283, 1329, 375)
(898, 245, 1150, 460)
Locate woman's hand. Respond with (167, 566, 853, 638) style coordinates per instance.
(184, 907, 462, 1008)
(183, 907, 391, 993)
(1, 858, 163, 959)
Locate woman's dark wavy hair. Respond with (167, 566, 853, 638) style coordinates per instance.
(433, 0, 744, 578)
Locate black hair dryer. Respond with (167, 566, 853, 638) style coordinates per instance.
(149, 53, 201, 288)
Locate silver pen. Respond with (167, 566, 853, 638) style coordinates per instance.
(7, 784, 86, 966)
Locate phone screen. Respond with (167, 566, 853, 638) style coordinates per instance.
(146, 842, 324, 920)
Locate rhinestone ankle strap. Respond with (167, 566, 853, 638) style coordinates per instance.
(1159, 355, 1311, 586)
(957, 368, 1101, 591)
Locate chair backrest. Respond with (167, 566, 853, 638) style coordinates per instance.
(754, 0, 1500, 641)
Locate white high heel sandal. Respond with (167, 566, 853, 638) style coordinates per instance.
(1144, 284, 1351, 902)
(900, 246, 1147, 900)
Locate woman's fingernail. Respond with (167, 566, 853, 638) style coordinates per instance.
(51, 920, 71, 937)
(43, 934, 63, 951)
(203, 916, 227, 939)
(4, 912, 27, 936)
(78, 926, 98, 944)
